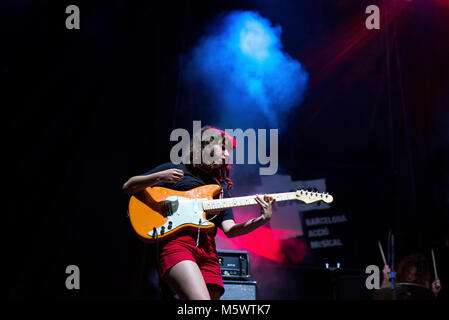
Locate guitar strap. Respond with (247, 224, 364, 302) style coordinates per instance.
(196, 178, 223, 247)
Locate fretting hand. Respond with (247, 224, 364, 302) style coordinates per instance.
(254, 194, 276, 221)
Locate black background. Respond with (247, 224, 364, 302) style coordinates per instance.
(5, 0, 449, 299)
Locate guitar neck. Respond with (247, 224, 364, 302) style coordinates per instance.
(202, 192, 298, 211)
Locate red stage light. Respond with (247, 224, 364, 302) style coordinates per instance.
(216, 226, 307, 265)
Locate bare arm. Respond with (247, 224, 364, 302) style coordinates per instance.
(122, 168, 184, 194)
(381, 265, 391, 288)
(221, 194, 275, 238)
(432, 278, 441, 297)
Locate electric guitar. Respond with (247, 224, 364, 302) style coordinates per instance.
(128, 184, 333, 243)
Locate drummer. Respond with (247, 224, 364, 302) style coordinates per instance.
(381, 253, 442, 297)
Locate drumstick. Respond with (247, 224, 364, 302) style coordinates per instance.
(378, 241, 387, 265)
(431, 248, 438, 279)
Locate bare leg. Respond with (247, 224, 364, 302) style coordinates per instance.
(163, 260, 211, 300)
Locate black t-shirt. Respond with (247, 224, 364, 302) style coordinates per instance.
(142, 162, 234, 233)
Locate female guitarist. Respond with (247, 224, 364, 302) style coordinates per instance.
(122, 126, 275, 300)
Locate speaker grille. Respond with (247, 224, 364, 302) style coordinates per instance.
(221, 280, 257, 300)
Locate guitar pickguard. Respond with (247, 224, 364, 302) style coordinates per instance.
(147, 196, 212, 237)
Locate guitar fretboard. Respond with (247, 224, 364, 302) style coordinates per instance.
(202, 192, 302, 211)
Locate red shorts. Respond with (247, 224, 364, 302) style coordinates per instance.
(158, 232, 224, 296)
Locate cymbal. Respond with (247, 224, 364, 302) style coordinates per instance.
(373, 283, 435, 300)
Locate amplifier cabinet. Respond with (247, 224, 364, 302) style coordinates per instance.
(221, 280, 257, 300)
(217, 250, 250, 280)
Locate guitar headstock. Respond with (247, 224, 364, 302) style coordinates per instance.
(295, 189, 333, 204)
